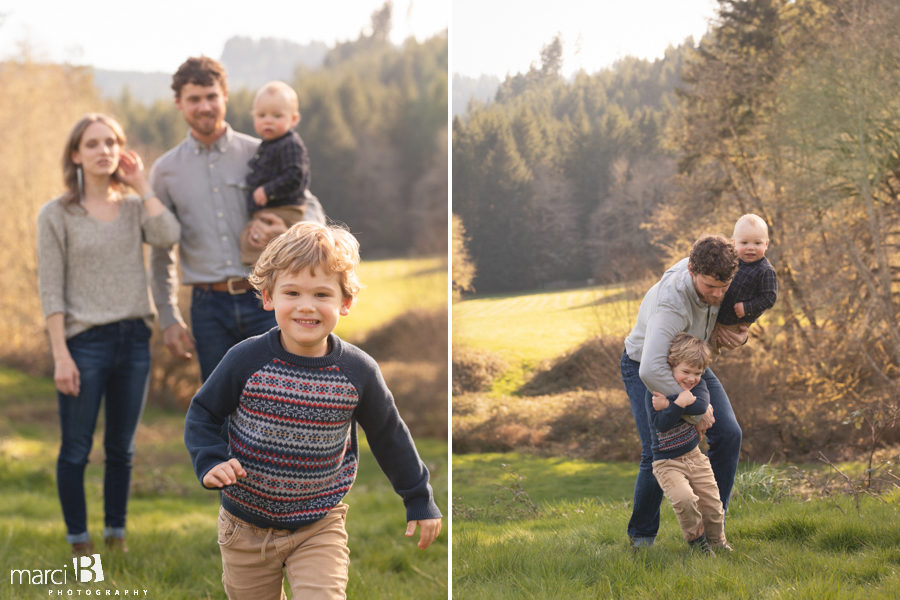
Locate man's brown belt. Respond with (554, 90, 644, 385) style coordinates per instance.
(194, 277, 253, 295)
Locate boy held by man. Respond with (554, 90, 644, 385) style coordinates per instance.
(239, 81, 311, 265)
(185, 222, 442, 599)
(649, 333, 730, 555)
(713, 213, 777, 350)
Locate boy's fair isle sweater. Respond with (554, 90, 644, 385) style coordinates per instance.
(647, 379, 710, 460)
(184, 328, 441, 531)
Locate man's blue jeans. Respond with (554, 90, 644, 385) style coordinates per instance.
(57, 319, 151, 544)
(190, 287, 277, 381)
(620, 351, 742, 544)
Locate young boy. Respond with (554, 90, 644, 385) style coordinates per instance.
(714, 214, 777, 348)
(239, 80, 310, 265)
(649, 333, 730, 555)
(185, 222, 442, 599)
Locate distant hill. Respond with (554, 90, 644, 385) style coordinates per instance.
(220, 36, 328, 90)
(91, 35, 329, 104)
(452, 73, 500, 118)
(91, 70, 172, 104)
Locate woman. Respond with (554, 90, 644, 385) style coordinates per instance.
(37, 114, 180, 557)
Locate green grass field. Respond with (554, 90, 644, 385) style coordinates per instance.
(453, 283, 636, 363)
(452, 283, 638, 392)
(0, 364, 447, 599)
(337, 256, 447, 342)
(453, 453, 900, 599)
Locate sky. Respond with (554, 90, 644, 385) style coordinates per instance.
(451, 0, 719, 78)
(0, 0, 449, 73)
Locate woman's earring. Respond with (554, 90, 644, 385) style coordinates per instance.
(76, 165, 83, 203)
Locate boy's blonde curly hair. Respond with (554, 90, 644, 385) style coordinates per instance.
(249, 222, 361, 299)
(667, 333, 712, 371)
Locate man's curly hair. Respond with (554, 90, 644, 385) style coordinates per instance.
(171, 56, 228, 98)
(688, 235, 738, 283)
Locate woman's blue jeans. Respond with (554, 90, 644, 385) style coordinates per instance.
(621, 351, 742, 544)
(57, 319, 151, 544)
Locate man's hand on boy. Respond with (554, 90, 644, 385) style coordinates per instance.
(405, 518, 442, 550)
(651, 391, 669, 411)
(734, 302, 746, 319)
(696, 405, 715, 436)
(717, 324, 749, 350)
(202, 458, 246, 489)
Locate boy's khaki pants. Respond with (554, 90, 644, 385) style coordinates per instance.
(652, 447, 726, 544)
(218, 503, 350, 600)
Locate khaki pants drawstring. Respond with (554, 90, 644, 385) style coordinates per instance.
(261, 527, 274, 561)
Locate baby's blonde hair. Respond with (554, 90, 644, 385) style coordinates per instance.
(253, 80, 299, 114)
(733, 213, 769, 239)
(249, 222, 361, 299)
(667, 333, 712, 370)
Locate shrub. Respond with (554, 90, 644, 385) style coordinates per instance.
(452, 347, 507, 395)
(452, 389, 639, 461)
(359, 307, 448, 439)
(359, 307, 447, 363)
(519, 336, 623, 395)
(379, 360, 447, 439)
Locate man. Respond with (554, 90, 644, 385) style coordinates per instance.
(620, 235, 746, 548)
(149, 56, 324, 381)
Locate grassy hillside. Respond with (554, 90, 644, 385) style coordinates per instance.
(0, 367, 447, 599)
(454, 453, 900, 599)
(337, 256, 447, 342)
(452, 283, 639, 392)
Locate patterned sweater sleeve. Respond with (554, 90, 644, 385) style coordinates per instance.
(184, 341, 260, 488)
(347, 349, 442, 522)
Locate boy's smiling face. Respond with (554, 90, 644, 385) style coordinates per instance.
(672, 361, 704, 391)
(261, 267, 352, 357)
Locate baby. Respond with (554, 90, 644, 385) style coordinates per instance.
(714, 213, 777, 348)
(239, 80, 310, 265)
